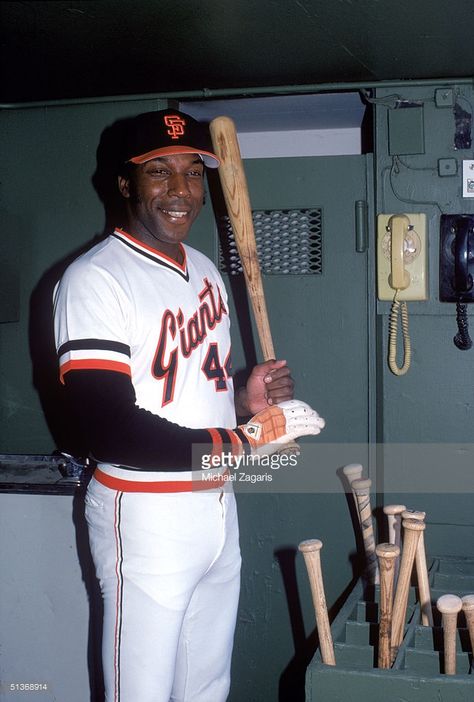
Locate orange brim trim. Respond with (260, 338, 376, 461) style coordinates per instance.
(94, 467, 228, 493)
(129, 146, 220, 168)
(60, 360, 131, 384)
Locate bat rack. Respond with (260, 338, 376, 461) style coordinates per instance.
(306, 555, 474, 701)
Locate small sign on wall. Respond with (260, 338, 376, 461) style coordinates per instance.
(462, 160, 474, 197)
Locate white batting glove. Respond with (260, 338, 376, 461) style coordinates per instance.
(238, 399, 325, 456)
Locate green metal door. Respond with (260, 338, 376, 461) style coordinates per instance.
(194, 153, 374, 702)
(236, 155, 372, 448)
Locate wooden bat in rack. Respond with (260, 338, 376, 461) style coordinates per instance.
(209, 115, 298, 453)
(383, 504, 406, 586)
(401, 509, 433, 627)
(461, 594, 474, 672)
(390, 518, 425, 663)
(298, 539, 336, 666)
(376, 543, 400, 668)
(437, 594, 462, 675)
(351, 478, 379, 585)
(342, 463, 364, 524)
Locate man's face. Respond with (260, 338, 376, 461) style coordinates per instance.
(118, 153, 205, 258)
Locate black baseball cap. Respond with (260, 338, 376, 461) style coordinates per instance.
(122, 109, 219, 168)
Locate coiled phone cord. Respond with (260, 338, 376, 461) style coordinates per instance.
(388, 290, 411, 375)
(454, 302, 472, 350)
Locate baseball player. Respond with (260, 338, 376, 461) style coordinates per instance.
(53, 109, 325, 702)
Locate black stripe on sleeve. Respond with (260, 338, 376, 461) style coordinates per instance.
(58, 339, 131, 357)
(234, 427, 251, 454)
(215, 428, 232, 445)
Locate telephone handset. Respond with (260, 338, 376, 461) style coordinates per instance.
(389, 214, 411, 290)
(377, 214, 428, 375)
(439, 214, 474, 350)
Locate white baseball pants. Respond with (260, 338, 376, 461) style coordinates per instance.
(85, 476, 241, 702)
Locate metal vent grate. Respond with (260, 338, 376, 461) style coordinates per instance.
(218, 208, 322, 275)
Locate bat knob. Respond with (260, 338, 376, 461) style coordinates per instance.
(375, 543, 400, 559)
(401, 518, 426, 532)
(351, 478, 372, 493)
(437, 594, 463, 615)
(461, 594, 474, 612)
(383, 504, 406, 515)
(342, 463, 363, 478)
(298, 539, 323, 553)
(401, 509, 426, 521)
(277, 441, 300, 456)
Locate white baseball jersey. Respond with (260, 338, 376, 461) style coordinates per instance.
(56, 228, 242, 701)
(54, 227, 236, 431)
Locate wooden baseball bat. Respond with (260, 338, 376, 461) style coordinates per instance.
(209, 116, 275, 360)
(401, 509, 433, 627)
(209, 116, 299, 455)
(351, 478, 379, 584)
(437, 594, 463, 675)
(342, 463, 364, 524)
(462, 594, 474, 672)
(298, 539, 336, 666)
(383, 504, 406, 588)
(383, 504, 406, 547)
(390, 518, 425, 662)
(376, 543, 400, 668)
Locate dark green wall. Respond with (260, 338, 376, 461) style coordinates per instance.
(1, 82, 474, 701)
(373, 83, 474, 556)
(0, 99, 170, 452)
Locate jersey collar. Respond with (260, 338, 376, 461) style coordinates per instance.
(113, 228, 189, 281)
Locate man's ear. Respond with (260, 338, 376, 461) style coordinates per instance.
(118, 174, 130, 198)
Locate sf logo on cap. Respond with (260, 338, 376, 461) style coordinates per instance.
(164, 115, 186, 140)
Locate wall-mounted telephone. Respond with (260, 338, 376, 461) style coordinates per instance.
(439, 214, 474, 350)
(377, 213, 428, 375)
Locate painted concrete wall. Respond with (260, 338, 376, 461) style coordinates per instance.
(374, 82, 474, 554)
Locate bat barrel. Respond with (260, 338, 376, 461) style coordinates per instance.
(390, 518, 425, 662)
(376, 543, 400, 668)
(401, 509, 433, 627)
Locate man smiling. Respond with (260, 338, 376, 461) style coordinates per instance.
(53, 109, 324, 701)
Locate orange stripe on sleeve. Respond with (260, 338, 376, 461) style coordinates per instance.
(207, 427, 223, 460)
(226, 429, 243, 458)
(60, 360, 132, 384)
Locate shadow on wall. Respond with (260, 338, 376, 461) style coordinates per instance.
(28, 114, 146, 702)
(28, 113, 140, 455)
(276, 546, 360, 702)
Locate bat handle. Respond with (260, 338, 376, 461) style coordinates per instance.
(351, 478, 379, 584)
(298, 539, 336, 666)
(383, 504, 406, 588)
(383, 504, 406, 547)
(461, 595, 474, 671)
(437, 594, 462, 675)
(342, 463, 364, 524)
